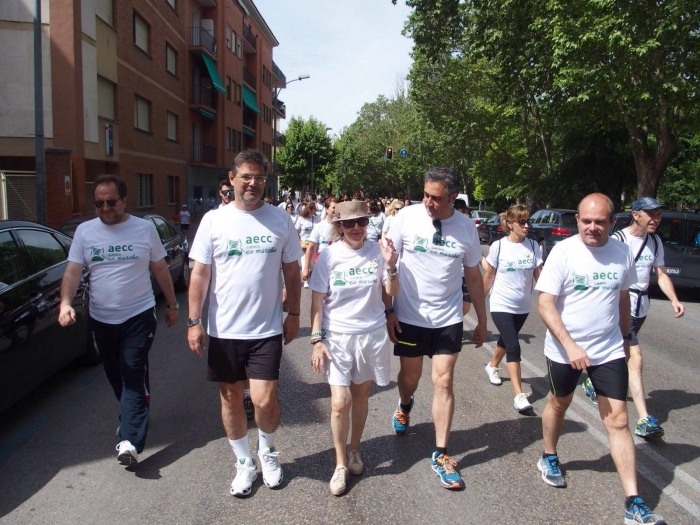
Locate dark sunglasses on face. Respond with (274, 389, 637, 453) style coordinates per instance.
(221, 189, 234, 196)
(339, 217, 369, 228)
(513, 219, 530, 227)
(432, 219, 442, 244)
(94, 199, 120, 209)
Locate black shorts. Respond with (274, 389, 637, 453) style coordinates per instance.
(547, 357, 628, 401)
(207, 334, 283, 383)
(491, 312, 529, 362)
(393, 321, 463, 358)
(629, 316, 646, 346)
(180, 223, 190, 230)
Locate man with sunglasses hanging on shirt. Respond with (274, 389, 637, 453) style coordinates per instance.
(387, 167, 487, 490)
(58, 174, 179, 467)
(187, 150, 302, 498)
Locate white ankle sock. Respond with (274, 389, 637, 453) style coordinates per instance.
(258, 429, 276, 451)
(229, 435, 251, 460)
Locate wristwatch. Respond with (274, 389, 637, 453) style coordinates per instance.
(384, 308, 395, 317)
(167, 302, 179, 310)
(622, 333, 632, 341)
(187, 318, 202, 327)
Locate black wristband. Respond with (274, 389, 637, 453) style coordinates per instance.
(384, 308, 395, 317)
(288, 312, 300, 316)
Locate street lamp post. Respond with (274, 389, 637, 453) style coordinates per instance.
(272, 74, 309, 201)
(310, 127, 332, 196)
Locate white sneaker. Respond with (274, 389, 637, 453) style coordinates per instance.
(485, 364, 502, 385)
(347, 449, 364, 476)
(116, 440, 138, 466)
(329, 466, 348, 496)
(230, 457, 258, 497)
(303, 281, 309, 288)
(513, 392, 532, 411)
(258, 446, 283, 488)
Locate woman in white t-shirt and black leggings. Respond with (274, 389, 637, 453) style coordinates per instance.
(296, 201, 319, 286)
(309, 201, 399, 496)
(482, 204, 543, 412)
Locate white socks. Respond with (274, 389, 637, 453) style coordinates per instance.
(258, 429, 276, 452)
(229, 435, 251, 460)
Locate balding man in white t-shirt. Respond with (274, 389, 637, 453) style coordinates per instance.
(58, 174, 179, 467)
(387, 167, 487, 491)
(535, 193, 665, 525)
(187, 150, 302, 498)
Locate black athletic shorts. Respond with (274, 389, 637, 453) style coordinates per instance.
(180, 223, 190, 230)
(629, 316, 646, 346)
(491, 312, 529, 362)
(547, 357, 628, 401)
(207, 334, 283, 383)
(393, 321, 463, 358)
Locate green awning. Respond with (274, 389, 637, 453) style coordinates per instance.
(242, 85, 260, 114)
(200, 109, 216, 121)
(202, 54, 226, 95)
(242, 128, 255, 137)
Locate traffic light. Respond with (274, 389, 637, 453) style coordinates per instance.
(386, 147, 393, 160)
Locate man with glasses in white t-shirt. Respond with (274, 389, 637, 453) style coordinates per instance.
(535, 193, 665, 525)
(187, 150, 302, 498)
(58, 174, 179, 467)
(387, 167, 487, 490)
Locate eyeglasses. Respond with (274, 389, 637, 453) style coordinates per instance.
(220, 189, 235, 196)
(94, 199, 120, 209)
(394, 207, 403, 211)
(512, 219, 531, 227)
(339, 217, 370, 228)
(237, 175, 267, 184)
(433, 219, 442, 244)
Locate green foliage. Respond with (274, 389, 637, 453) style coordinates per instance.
(657, 133, 700, 208)
(278, 117, 334, 193)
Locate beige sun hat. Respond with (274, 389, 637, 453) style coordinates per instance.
(331, 201, 371, 222)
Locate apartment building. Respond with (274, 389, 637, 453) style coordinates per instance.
(0, 0, 287, 228)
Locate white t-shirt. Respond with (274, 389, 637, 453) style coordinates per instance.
(189, 204, 303, 339)
(486, 238, 543, 314)
(67, 216, 167, 324)
(309, 241, 387, 333)
(382, 215, 394, 236)
(535, 235, 636, 365)
(388, 204, 482, 328)
(179, 210, 190, 225)
(612, 228, 665, 318)
(367, 214, 384, 242)
(278, 198, 299, 210)
(296, 215, 318, 241)
(309, 221, 335, 253)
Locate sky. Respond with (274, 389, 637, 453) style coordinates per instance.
(253, 0, 415, 135)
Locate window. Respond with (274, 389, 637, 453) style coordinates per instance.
(0, 231, 25, 288)
(235, 83, 242, 106)
(235, 34, 241, 58)
(135, 174, 153, 207)
(95, 0, 113, 26)
(166, 0, 176, 10)
(133, 12, 150, 53)
(166, 44, 177, 75)
(15, 230, 66, 275)
(97, 76, 115, 120)
(226, 25, 232, 49)
(134, 95, 150, 131)
(226, 76, 232, 101)
(166, 111, 178, 141)
(167, 176, 178, 205)
(226, 127, 232, 150)
(656, 217, 683, 246)
(152, 217, 173, 241)
(237, 131, 242, 152)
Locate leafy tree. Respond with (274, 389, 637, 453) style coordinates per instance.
(278, 117, 334, 195)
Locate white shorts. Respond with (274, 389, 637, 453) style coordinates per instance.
(325, 325, 391, 387)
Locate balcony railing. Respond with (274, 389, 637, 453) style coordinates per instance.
(190, 27, 217, 56)
(243, 113, 257, 130)
(272, 60, 286, 86)
(191, 79, 218, 110)
(193, 142, 216, 164)
(243, 66, 256, 90)
(273, 97, 286, 118)
(242, 24, 256, 53)
(273, 130, 285, 146)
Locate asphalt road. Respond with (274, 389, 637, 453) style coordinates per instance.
(1, 248, 700, 525)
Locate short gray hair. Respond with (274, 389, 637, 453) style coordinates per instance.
(231, 149, 269, 176)
(424, 167, 460, 196)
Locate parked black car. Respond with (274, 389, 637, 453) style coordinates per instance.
(59, 213, 190, 294)
(528, 208, 578, 260)
(0, 220, 98, 413)
(477, 214, 506, 245)
(611, 211, 700, 289)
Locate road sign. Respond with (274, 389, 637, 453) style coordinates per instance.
(399, 149, 408, 158)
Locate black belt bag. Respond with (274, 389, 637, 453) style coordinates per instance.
(629, 288, 649, 317)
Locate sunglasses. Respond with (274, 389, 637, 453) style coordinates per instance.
(394, 206, 403, 211)
(512, 219, 531, 227)
(221, 189, 234, 196)
(432, 219, 442, 244)
(94, 199, 120, 209)
(339, 217, 370, 228)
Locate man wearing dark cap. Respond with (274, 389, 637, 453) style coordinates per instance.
(582, 197, 684, 440)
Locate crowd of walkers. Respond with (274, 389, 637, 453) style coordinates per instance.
(60, 149, 681, 525)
